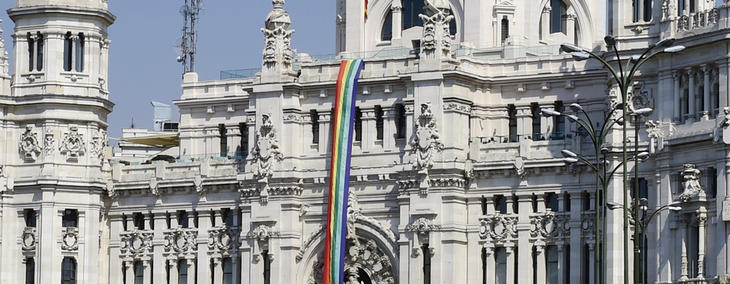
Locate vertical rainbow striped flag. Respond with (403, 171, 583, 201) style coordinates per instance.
(364, 0, 369, 19)
(322, 59, 364, 284)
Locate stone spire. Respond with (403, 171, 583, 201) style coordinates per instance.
(418, 0, 454, 70)
(261, 0, 296, 83)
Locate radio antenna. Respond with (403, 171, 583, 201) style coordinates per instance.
(177, 0, 202, 76)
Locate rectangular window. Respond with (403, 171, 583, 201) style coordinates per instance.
(545, 193, 559, 212)
(177, 210, 189, 228)
(133, 212, 145, 230)
(546, 245, 558, 284)
(630, 178, 649, 204)
(375, 105, 384, 140)
(27, 33, 34, 72)
(355, 107, 363, 142)
(396, 104, 407, 139)
(512, 195, 519, 214)
(239, 123, 248, 158)
(222, 208, 234, 227)
(75, 34, 84, 72)
(563, 192, 571, 212)
(24, 209, 37, 228)
(61, 257, 77, 284)
(134, 261, 144, 284)
(310, 110, 319, 144)
(219, 124, 228, 157)
(25, 258, 35, 284)
(494, 195, 507, 214)
(500, 17, 509, 44)
(422, 244, 431, 284)
(507, 104, 517, 142)
(495, 247, 506, 284)
(36, 33, 43, 72)
(705, 167, 717, 199)
(482, 248, 488, 284)
(481, 196, 488, 215)
(63, 32, 73, 72)
(223, 258, 233, 284)
(553, 101, 565, 140)
(263, 250, 271, 284)
(178, 260, 188, 284)
(62, 209, 78, 228)
(531, 103, 542, 140)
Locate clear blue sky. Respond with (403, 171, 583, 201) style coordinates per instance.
(0, 1, 334, 138)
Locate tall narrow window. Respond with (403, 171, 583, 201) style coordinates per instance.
(705, 167, 717, 199)
(396, 104, 407, 139)
(553, 101, 565, 139)
(24, 209, 37, 228)
(133, 212, 145, 230)
(311, 110, 320, 144)
(550, 0, 567, 33)
(531, 103, 542, 140)
(501, 17, 509, 44)
(482, 248, 487, 284)
(25, 258, 35, 284)
(177, 210, 189, 228)
(61, 257, 77, 284)
(178, 260, 188, 284)
(712, 69, 720, 117)
(643, 0, 652, 22)
(263, 250, 271, 284)
(27, 33, 35, 72)
(495, 247, 507, 284)
(223, 258, 233, 284)
(546, 245, 558, 284)
(64, 32, 73, 72)
(239, 123, 248, 157)
(355, 107, 363, 142)
(507, 104, 517, 142)
(375, 105, 384, 140)
(494, 195, 507, 214)
(381, 10, 393, 41)
(133, 261, 144, 284)
(36, 33, 43, 71)
(222, 208, 234, 227)
(422, 244, 431, 284)
(219, 124, 228, 157)
(75, 33, 84, 72)
(545, 193, 559, 212)
(563, 192, 571, 212)
(62, 209, 78, 228)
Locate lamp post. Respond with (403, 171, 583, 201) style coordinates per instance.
(559, 36, 685, 284)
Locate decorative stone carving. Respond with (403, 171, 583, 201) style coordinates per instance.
(262, 0, 294, 72)
(208, 226, 238, 256)
(119, 230, 154, 258)
(479, 214, 518, 243)
(21, 227, 37, 251)
(347, 193, 397, 244)
(44, 133, 55, 154)
(149, 178, 160, 196)
(247, 224, 279, 242)
(163, 228, 198, 257)
(61, 227, 79, 251)
(677, 164, 706, 202)
(19, 126, 42, 161)
(90, 129, 108, 160)
(405, 217, 441, 235)
(59, 126, 85, 160)
(308, 237, 396, 284)
(529, 213, 570, 241)
(411, 103, 444, 190)
(251, 113, 284, 183)
(514, 157, 526, 178)
(193, 176, 204, 194)
(0, 165, 13, 192)
(419, 0, 454, 59)
(296, 225, 324, 262)
(581, 212, 596, 238)
(628, 81, 653, 112)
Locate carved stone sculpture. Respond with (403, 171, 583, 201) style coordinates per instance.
(119, 230, 154, 258)
(262, 0, 295, 72)
(59, 126, 85, 160)
(90, 129, 108, 160)
(678, 164, 706, 202)
(308, 237, 396, 284)
(0, 165, 13, 192)
(44, 133, 55, 154)
(61, 227, 79, 251)
(419, 0, 453, 59)
(19, 126, 42, 161)
(411, 103, 444, 189)
(251, 114, 284, 184)
(479, 214, 518, 243)
(405, 217, 441, 235)
(163, 228, 198, 257)
(208, 226, 238, 257)
(22, 227, 37, 251)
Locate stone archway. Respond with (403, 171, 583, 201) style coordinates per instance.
(306, 235, 396, 284)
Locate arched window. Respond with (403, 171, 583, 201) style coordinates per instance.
(61, 257, 76, 284)
(402, 0, 457, 35)
(550, 0, 567, 34)
(501, 17, 509, 44)
(63, 32, 73, 72)
(381, 10, 393, 41)
(36, 33, 43, 71)
(75, 33, 85, 72)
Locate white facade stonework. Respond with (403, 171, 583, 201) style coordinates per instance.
(2, 0, 730, 283)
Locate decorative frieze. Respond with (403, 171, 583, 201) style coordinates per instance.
(59, 126, 85, 160)
(163, 228, 198, 257)
(119, 230, 154, 259)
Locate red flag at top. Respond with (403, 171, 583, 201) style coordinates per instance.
(365, 0, 369, 19)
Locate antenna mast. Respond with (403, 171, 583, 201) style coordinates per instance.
(177, 0, 202, 75)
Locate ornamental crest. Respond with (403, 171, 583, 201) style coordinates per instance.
(678, 163, 706, 202)
(61, 227, 79, 251)
(411, 103, 444, 174)
(419, 0, 453, 57)
(163, 228, 198, 256)
(59, 126, 85, 159)
(207, 226, 238, 256)
(22, 227, 37, 251)
(628, 81, 653, 112)
(252, 114, 284, 181)
(19, 126, 41, 161)
(405, 217, 441, 235)
(44, 133, 55, 154)
(479, 214, 518, 243)
(119, 230, 153, 258)
(247, 224, 279, 242)
(530, 213, 570, 241)
(90, 129, 108, 160)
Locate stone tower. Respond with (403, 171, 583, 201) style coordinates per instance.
(2, 0, 114, 283)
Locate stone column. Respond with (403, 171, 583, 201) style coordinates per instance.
(588, 241, 596, 284)
(688, 68, 696, 122)
(124, 261, 134, 284)
(697, 208, 707, 279)
(516, 195, 533, 284)
(485, 246, 495, 284)
(505, 245, 515, 284)
(557, 243, 565, 284)
(392, 1, 403, 40)
(703, 64, 711, 120)
(566, 13, 577, 43)
(683, 0, 690, 15)
(541, 5, 551, 40)
(169, 259, 179, 284)
(143, 260, 151, 284)
(674, 70, 681, 121)
(569, 193, 583, 284)
(153, 213, 167, 284)
(213, 257, 223, 284)
(361, 109, 375, 152)
(717, 59, 729, 109)
(187, 258, 196, 284)
(319, 111, 331, 153)
(535, 243, 546, 283)
(196, 210, 212, 283)
(679, 216, 689, 281)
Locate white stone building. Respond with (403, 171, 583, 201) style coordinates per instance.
(1, 0, 730, 283)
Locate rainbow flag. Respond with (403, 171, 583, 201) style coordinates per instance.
(364, 0, 369, 19)
(322, 59, 364, 284)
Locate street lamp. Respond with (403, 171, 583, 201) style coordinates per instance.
(559, 36, 685, 284)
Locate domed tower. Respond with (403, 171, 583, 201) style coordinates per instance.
(2, 0, 114, 283)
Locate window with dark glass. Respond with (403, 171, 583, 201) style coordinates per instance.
(531, 103, 542, 140)
(396, 104, 407, 139)
(375, 105, 384, 140)
(75, 33, 84, 72)
(545, 193, 559, 212)
(133, 261, 144, 284)
(355, 107, 363, 142)
(546, 245, 558, 284)
(494, 195, 507, 214)
(263, 250, 271, 284)
(222, 208, 234, 227)
(62, 209, 78, 228)
(422, 244, 431, 284)
(501, 17, 509, 44)
(64, 32, 73, 72)
(403, 0, 425, 30)
(61, 257, 76, 284)
(563, 192, 571, 212)
(178, 259, 188, 284)
(550, 0, 567, 33)
(507, 104, 517, 142)
(27, 33, 35, 72)
(133, 212, 145, 230)
(311, 110, 320, 144)
(36, 33, 43, 71)
(381, 10, 393, 41)
(705, 167, 717, 199)
(495, 247, 506, 284)
(553, 101, 565, 139)
(177, 210, 189, 228)
(25, 258, 35, 284)
(24, 209, 37, 228)
(630, 178, 648, 203)
(239, 123, 248, 157)
(223, 258, 233, 284)
(219, 124, 228, 157)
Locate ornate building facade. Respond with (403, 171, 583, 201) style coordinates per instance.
(2, 0, 730, 283)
